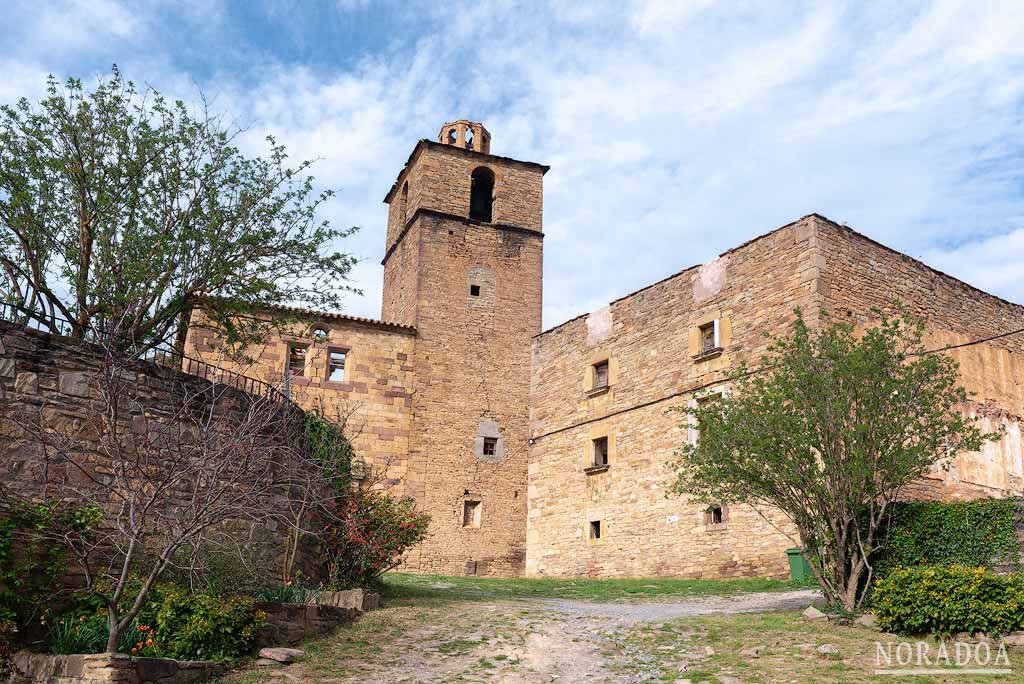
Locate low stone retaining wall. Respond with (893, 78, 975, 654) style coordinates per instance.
(253, 589, 381, 647)
(8, 652, 223, 684)
(8, 590, 383, 683)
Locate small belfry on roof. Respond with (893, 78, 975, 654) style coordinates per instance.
(439, 120, 491, 154)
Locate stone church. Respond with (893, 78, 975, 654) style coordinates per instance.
(186, 121, 1024, 579)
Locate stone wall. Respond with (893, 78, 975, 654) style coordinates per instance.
(8, 652, 223, 684)
(527, 214, 1024, 578)
(527, 219, 822, 578)
(814, 216, 1024, 498)
(398, 211, 543, 576)
(186, 310, 417, 489)
(0, 321, 324, 585)
(384, 140, 546, 253)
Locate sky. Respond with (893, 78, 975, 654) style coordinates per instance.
(3, 0, 1023, 328)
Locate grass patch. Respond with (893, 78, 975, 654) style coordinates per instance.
(621, 611, 1024, 683)
(380, 572, 812, 604)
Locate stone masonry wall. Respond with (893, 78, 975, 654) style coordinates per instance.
(814, 216, 1024, 498)
(186, 312, 417, 489)
(0, 321, 323, 585)
(399, 211, 543, 576)
(385, 141, 545, 253)
(527, 218, 824, 578)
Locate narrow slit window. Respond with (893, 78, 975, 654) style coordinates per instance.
(463, 500, 481, 528)
(589, 520, 602, 539)
(592, 436, 609, 467)
(287, 344, 308, 377)
(328, 350, 346, 382)
(593, 360, 609, 389)
(483, 437, 497, 456)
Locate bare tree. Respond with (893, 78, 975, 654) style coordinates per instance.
(3, 351, 336, 652)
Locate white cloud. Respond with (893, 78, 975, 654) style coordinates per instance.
(3, 1, 1024, 325)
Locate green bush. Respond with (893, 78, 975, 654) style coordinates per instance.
(0, 619, 14, 679)
(318, 489, 429, 589)
(47, 614, 144, 656)
(0, 502, 99, 633)
(874, 499, 1021, 578)
(152, 588, 265, 661)
(873, 565, 1024, 636)
(49, 583, 265, 661)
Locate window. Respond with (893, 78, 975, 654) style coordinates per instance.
(482, 437, 497, 456)
(589, 520, 602, 540)
(328, 350, 346, 382)
(592, 436, 609, 467)
(398, 181, 408, 226)
(447, 128, 457, 144)
(469, 167, 494, 222)
(593, 360, 609, 389)
(463, 500, 481, 528)
(311, 326, 329, 343)
(699, 321, 719, 354)
(710, 506, 723, 525)
(705, 504, 728, 530)
(470, 284, 481, 297)
(287, 344, 308, 377)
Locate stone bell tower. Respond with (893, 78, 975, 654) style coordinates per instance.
(380, 121, 548, 575)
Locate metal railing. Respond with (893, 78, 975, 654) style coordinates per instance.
(0, 301, 290, 405)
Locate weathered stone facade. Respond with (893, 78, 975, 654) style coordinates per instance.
(184, 123, 1023, 580)
(0, 321, 325, 586)
(187, 122, 546, 576)
(527, 214, 1024, 578)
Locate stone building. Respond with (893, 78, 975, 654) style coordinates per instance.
(187, 121, 1024, 579)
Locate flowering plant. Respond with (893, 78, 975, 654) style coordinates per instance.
(317, 490, 429, 588)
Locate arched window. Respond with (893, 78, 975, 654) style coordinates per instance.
(399, 181, 408, 226)
(469, 167, 494, 222)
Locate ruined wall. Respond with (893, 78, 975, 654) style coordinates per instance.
(186, 311, 416, 488)
(0, 321, 322, 584)
(527, 218, 824, 578)
(814, 216, 1024, 498)
(399, 212, 543, 576)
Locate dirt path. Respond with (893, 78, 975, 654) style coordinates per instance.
(226, 590, 822, 684)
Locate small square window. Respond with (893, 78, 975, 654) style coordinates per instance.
(328, 350, 346, 382)
(592, 436, 609, 467)
(589, 520, 602, 539)
(711, 506, 723, 525)
(700, 322, 718, 354)
(483, 437, 497, 456)
(470, 284, 481, 297)
(287, 344, 308, 377)
(593, 360, 609, 389)
(463, 500, 481, 528)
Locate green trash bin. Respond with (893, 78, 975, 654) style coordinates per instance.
(786, 548, 813, 582)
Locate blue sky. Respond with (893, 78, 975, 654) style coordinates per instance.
(4, 1, 1024, 327)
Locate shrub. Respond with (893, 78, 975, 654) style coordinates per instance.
(49, 583, 265, 661)
(319, 489, 429, 589)
(0, 619, 14, 679)
(151, 589, 265, 661)
(0, 502, 99, 634)
(47, 614, 146, 656)
(874, 499, 1021, 578)
(873, 565, 1024, 636)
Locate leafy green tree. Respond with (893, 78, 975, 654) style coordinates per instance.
(670, 309, 997, 611)
(0, 65, 357, 354)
